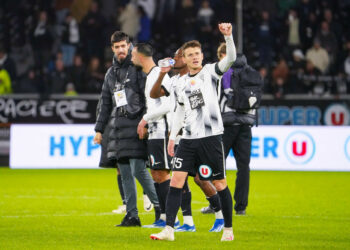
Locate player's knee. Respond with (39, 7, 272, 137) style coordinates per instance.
(151, 170, 170, 183)
(212, 179, 227, 191)
(170, 172, 187, 188)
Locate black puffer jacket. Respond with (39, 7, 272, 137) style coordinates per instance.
(95, 54, 147, 162)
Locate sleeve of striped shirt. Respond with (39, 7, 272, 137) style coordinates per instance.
(217, 34, 236, 74)
(169, 104, 185, 140)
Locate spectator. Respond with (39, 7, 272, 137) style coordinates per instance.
(31, 11, 53, 71)
(272, 77, 287, 99)
(137, 0, 156, 20)
(86, 57, 104, 93)
(255, 11, 274, 67)
(306, 39, 330, 73)
(323, 8, 342, 45)
(315, 21, 338, 70)
(297, 0, 315, 23)
(290, 49, 306, 93)
(300, 12, 318, 51)
(61, 12, 80, 67)
(17, 69, 44, 94)
(0, 45, 17, 85)
(9, 42, 35, 80)
(137, 6, 151, 42)
(197, 0, 215, 43)
(68, 54, 86, 93)
(81, 1, 106, 59)
(49, 59, 69, 93)
(259, 66, 272, 94)
(0, 67, 12, 94)
(64, 82, 78, 96)
(272, 57, 290, 97)
(302, 60, 322, 94)
(272, 57, 289, 83)
(287, 9, 301, 49)
(178, 0, 197, 42)
(118, 3, 140, 40)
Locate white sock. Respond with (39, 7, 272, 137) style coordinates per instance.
(160, 213, 166, 221)
(175, 216, 179, 224)
(215, 210, 223, 219)
(183, 216, 194, 226)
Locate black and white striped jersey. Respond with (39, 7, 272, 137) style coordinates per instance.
(177, 63, 224, 139)
(144, 66, 171, 139)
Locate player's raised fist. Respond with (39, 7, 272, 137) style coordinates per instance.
(218, 23, 232, 36)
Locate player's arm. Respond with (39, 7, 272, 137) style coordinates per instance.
(94, 73, 112, 144)
(150, 61, 172, 98)
(168, 104, 185, 157)
(137, 96, 171, 138)
(217, 23, 237, 74)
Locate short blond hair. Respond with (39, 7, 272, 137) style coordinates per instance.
(217, 43, 226, 60)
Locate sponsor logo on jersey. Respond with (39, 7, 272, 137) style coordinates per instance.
(199, 165, 212, 178)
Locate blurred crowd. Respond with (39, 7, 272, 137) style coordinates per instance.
(0, 0, 350, 97)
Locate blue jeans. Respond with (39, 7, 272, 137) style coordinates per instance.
(118, 159, 159, 218)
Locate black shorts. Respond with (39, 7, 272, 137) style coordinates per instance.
(147, 139, 171, 170)
(172, 135, 226, 180)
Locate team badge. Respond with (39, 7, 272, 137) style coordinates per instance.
(199, 165, 212, 178)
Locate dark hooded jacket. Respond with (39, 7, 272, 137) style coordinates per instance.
(95, 53, 147, 164)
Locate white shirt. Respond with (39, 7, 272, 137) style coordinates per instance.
(176, 63, 224, 139)
(162, 74, 186, 143)
(144, 66, 171, 139)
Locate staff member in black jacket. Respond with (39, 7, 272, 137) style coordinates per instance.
(218, 44, 257, 215)
(93, 31, 159, 226)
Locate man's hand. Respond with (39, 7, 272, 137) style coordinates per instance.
(93, 132, 102, 145)
(159, 57, 173, 73)
(168, 139, 175, 157)
(137, 118, 148, 139)
(218, 23, 232, 36)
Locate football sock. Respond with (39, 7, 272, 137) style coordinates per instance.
(154, 182, 164, 213)
(165, 187, 182, 227)
(181, 179, 192, 216)
(218, 186, 233, 228)
(207, 193, 221, 212)
(159, 179, 170, 214)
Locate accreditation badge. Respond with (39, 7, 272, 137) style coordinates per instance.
(114, 89, 128, 107)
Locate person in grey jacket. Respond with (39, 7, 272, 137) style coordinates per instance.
(93, 31, 159, 227)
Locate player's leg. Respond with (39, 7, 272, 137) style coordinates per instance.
(150, 171, 188, 241)
(198, 135, 233, 241)
(112, 167, 127, 214)
(116, 161, 141, 227)
(176, 177, 196, 232)
(232, 125, 252, 215)
(131, 158, 161, 223)
(147, 139, 171, 227)
(150, 139, 196, 241)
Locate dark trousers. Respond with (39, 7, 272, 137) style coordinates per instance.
(222, 125, 252, 211)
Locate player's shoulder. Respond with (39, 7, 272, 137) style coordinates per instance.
(203, 62, 217, 72)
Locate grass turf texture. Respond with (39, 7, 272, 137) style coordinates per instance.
(0, 169, 349, 250)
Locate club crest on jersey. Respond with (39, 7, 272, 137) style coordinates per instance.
(190, 80, 196, 85)
(199, 165, 212, 178)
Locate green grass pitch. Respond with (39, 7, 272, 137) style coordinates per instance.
(1, 169, 350, 249)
